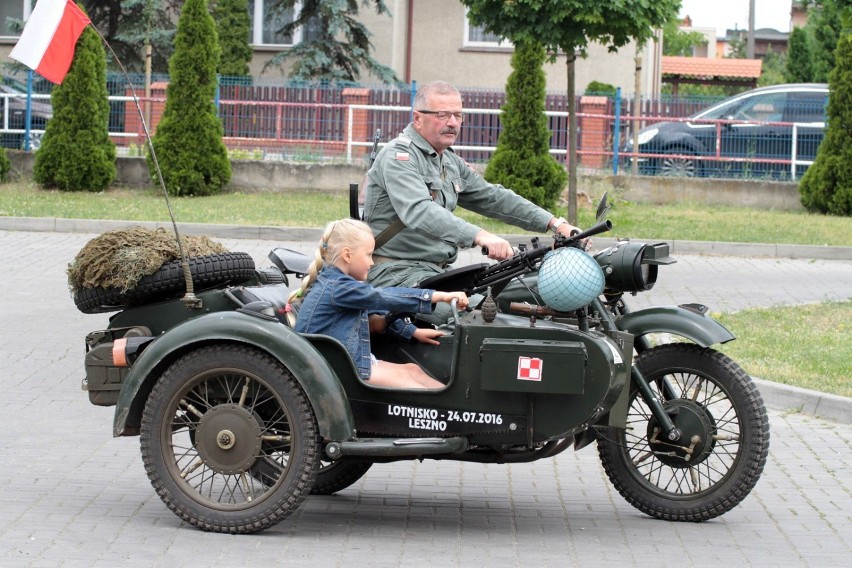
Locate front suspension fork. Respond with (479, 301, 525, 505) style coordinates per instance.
(631, 365, 682, 441)
(592, 298, 682, 442)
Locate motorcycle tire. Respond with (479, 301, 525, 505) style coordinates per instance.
(73, 252, 256, 314)
(140, 344, 319, 534)
(597, 343, 769, 522)
(310, 459, 373, 495)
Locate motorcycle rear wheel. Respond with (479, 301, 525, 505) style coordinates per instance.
(310, 459, 373, 495)
(597, 343, 769, 521)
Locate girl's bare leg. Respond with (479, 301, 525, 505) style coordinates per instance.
(370, 361, 444, 389)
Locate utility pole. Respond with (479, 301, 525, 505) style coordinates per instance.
(747, 0, 756, 58)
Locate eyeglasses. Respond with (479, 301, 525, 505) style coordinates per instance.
(416, 110, 465, 123)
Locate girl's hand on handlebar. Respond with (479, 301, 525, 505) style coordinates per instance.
(412, 327, 446, 345)
(433, 291, 469, 310)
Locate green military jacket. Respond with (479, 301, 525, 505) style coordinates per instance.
(364, 124, 554, 267)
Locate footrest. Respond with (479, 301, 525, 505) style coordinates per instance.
(325, 436, 468, 458)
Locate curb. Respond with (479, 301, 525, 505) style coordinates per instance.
(753, 378, 851, 424)
(3, 216, 852, 261)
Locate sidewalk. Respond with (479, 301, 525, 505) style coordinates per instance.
(2, 217, 851, 423)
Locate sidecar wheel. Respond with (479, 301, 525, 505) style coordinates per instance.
(140, 345, 319, 534)
(597, 344, 769, 521)
(310, 459, 373, 495)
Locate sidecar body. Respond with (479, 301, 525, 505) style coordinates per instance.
(85, 272, 633, 452)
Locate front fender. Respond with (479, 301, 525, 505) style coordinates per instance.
(617, 305, 735, 347)
(112, 311, 355, 442)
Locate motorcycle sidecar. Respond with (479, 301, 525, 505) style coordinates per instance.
(82, 275, 632, 534)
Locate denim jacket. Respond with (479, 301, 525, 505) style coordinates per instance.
(294, 266, 435, 379)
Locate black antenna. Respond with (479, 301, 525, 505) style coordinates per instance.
(90, 26, 201, 309)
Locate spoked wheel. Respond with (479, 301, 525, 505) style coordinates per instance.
(597, 344, 769, 521)
(140, 345, 320, 534)
(311, 459, 373, 495)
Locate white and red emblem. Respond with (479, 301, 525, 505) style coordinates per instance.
(517, 356, 543, 381)
(395, 151, 410, 161)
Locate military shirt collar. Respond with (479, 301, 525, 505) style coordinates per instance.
(403, 123, 456, 158)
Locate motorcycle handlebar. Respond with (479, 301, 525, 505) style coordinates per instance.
(471, 220, 612, 293)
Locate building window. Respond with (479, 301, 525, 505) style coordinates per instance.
(250, 0, 320, 47)
(463, 11, 510, 48)
(0, 0, 32, 39)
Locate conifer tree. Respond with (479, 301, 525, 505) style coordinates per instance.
(785, 27, 815, 83)
(148, 0, 230, 196)
(798, 29, 852, 216)
(215, 0, 252, 77)
(264, 0, 399, 82)
(0, 147, 9, 182)
(484, 39, 567, 210)
(33, 8, 115, 192)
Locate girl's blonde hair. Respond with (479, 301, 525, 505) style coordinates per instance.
(288, 218, 373, 301)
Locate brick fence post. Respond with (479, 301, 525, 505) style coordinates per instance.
(579, 95, 609, 168)
(343, 88, 370, 160)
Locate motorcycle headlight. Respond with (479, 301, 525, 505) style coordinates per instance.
(594, 241, 675, 293)
(637, 128, 658, 146)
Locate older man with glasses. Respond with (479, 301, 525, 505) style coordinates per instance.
(363, 80, 581, 322)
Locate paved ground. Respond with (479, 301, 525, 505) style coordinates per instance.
(1, 228, 850, 567)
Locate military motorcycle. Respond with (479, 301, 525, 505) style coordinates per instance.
(78, 196, 769, 534)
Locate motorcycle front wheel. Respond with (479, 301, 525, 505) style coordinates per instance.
(597, 344, 769, 521)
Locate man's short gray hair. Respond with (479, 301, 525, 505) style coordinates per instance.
(413, 81, 461, 110)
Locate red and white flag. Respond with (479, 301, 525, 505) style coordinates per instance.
(9, 0, 91, 84)
(517, 356, 543, 382)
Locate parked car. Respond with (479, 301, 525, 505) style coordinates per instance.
(0, 83, 53, 150)
(624, 83, 829, 178)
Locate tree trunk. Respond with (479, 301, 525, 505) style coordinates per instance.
(632, 49, 643, 175)
(566, 53, 577, 225)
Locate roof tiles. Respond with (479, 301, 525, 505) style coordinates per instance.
(662, 56, 762, 79)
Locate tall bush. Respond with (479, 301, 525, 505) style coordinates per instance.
(0, 148, 9, 182)
(215, 0, 252, 77)
(148, 0, 230, 196)
(785, 27, 815, 83)
(799, 31, 852, 216)
(484, 39, 566, 210)
(33, 10, 115, 192)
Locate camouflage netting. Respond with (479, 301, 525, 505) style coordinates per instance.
(67, 227, 229, 293)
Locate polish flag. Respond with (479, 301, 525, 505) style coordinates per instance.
(9, 0, 91, 84)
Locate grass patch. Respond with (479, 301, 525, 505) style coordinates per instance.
(714, 301, 852, 398)
(1, 180, 851, 246)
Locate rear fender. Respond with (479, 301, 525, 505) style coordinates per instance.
(617, 305, 735, 347)
(112, 311, 355, 441)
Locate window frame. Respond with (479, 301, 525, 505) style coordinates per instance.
(0, 0, 32, 41)
(462, 10, 511, 49)
(250, 0, 308, 48)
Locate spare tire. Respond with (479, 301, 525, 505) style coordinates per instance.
(74, 252, 256, 314)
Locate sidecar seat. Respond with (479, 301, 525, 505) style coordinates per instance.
(228, 284, 298, 326)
